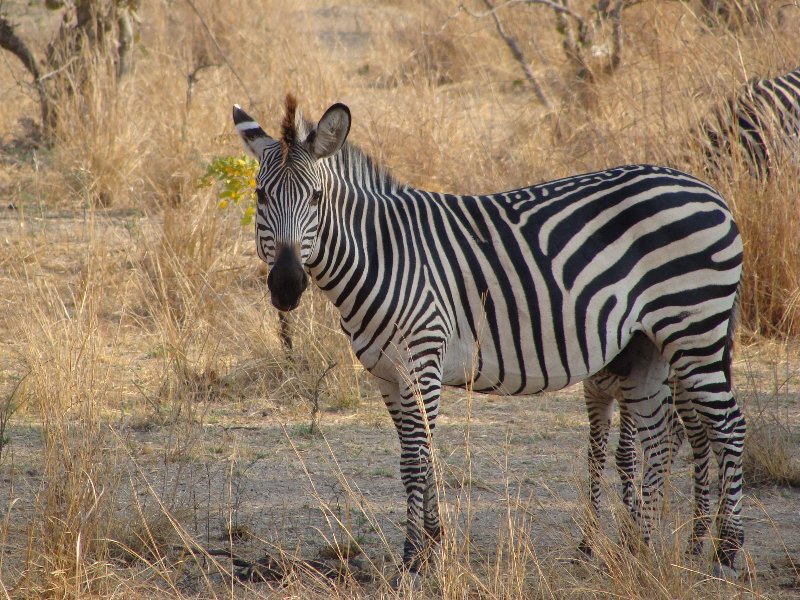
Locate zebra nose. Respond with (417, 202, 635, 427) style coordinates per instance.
(267, 248, 308, 311)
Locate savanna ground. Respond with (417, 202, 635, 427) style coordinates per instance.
(0, 0, 799, 598)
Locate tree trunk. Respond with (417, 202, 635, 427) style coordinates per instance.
(0, 16, 56, 137)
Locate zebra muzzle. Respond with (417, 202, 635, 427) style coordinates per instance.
(267, 247, 308, 312)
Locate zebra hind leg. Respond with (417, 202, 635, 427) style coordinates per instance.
(673, 396, 712, 557)
(671, 368, 745, 579)
(578, 373, 617, 557)
(610, 334, 673, 553)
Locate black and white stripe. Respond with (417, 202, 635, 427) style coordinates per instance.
(233, 96, 746, 581)
(698, 66, 800, 178)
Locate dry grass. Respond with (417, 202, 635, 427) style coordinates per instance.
(739, 342, 800, 488)
(0, 0, 799, 597)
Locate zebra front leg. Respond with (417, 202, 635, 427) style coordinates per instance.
(381, 365, 442, 585)
(380, 377, 442, 550)
(423, 467, 442, 544)
(612, 335, 672, 552)
(381, 378, 442, 551)
(615, 401, 638, 512)
(622, 391, 672, 552)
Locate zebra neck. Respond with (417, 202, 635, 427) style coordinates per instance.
(306, 181, 375, 316)
(307, 145, 410, 318)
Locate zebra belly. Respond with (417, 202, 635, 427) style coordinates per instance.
(440, 332, 611, 395)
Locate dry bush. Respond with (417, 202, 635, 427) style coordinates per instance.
(724, 171, 800, 337)
(218, 285, 371, 422)
(11, 278, 123, 597)
(739, 344, 800, 488)
(744, 412, 800, 488)
(38, 47, 145, 208)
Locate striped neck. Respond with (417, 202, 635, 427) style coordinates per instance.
(305, 142, 407, 314)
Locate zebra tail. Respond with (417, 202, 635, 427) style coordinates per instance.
(723, 279, 742, 390)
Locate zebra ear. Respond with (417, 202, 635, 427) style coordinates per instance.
(310, 103, 351, 159)
(233, 104, 274, 159)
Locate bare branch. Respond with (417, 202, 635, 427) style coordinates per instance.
(183, 60, 221, 141)
(306, 361, 338, 434)
(607, 0, 626, 71)
(553, 0, 591, 80)
(479, 0, 552, 108)
(0, 16, 40, 79)
(117, 7, 134, 80)
(462, 0, 584, 25)
(183, 0, 254, 106)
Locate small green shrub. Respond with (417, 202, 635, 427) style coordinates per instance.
(199, 155, 258, 225)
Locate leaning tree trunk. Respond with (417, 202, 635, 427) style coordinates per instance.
(0, 16, 57, 136)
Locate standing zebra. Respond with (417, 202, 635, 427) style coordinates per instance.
(698, 66, 800, 178)
(232, 95, 746, 582)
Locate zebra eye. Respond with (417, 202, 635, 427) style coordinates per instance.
(310, 189, 322, 206)
(256, 189, 268, 205)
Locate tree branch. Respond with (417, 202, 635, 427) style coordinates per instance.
(463, 0, 584, 24)
(607, 0, 625, 71)
(116, 7, 134, 80)
(183, 0, 254, 106)
(479, 0, 552, 108)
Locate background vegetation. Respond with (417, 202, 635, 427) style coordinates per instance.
(0, 0, 798, 598)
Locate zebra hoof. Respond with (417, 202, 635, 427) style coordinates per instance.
(712, 562, 739, 581)
(390, 569, 423, 591)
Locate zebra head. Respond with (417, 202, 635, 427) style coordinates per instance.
(232, 95, 351, 311)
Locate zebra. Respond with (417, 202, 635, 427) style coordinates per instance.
(580, 369, 714, 559)
(232, 94, 746, 583)
(697, 66, 800, 179)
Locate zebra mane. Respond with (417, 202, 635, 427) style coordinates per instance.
(327, 139, 404, 193)
(281, 94, 298, 147)
(281, 94, 310, 163)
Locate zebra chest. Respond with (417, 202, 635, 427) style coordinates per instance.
(334, 273, 452, 383)
(337, 315, 436, 382)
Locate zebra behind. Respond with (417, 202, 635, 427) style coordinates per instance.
(699, 66, 800, 178)
(232, 95, 746, 582)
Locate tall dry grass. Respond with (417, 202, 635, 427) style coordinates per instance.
(4, 226, 124, 596)
(0, 0, 798, 597)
